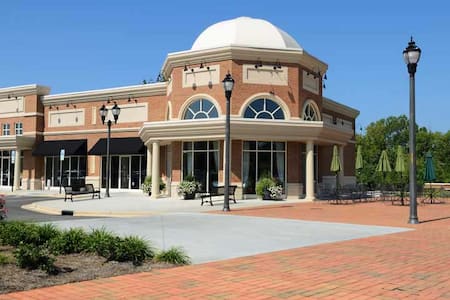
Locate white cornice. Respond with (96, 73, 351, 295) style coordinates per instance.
(42, 83, 167, 106)
(0, 112, 44, 119)
(139, 118, 353, 146)
(43, 127, 140, 136)
(0, 135, 36, 150)
(0, 84, 50, 98)
(323, 97, 360, 119)
(162, 46, 327, 78)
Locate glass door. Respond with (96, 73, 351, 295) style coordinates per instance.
(120, 156, 130, 189)
(2, 158, 9, 186)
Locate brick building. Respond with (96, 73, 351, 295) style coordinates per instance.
(0, 17, 359, 200)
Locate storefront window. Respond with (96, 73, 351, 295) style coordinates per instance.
(242, 141, 286, 194)
(45, 156, 86, 187)
(182, 141, 219, 192)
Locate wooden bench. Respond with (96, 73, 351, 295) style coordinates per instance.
(64, 184, 100, 202)
(200, 185, 237, 206)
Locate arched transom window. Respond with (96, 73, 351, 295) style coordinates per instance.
(302, 101, 320, 121)
(244, 98, 285, 119)
(183, 99, 218, 119)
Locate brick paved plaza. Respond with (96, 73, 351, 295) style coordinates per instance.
(2, 201, 449, 299)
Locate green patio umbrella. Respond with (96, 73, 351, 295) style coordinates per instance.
(376, 150, 392, 173)
(355, 145, 363, 171)
(424, 151, 437, 203)
(394, 145, 407, 205)
(376, 150, 391, 199)
(330, 145, 342, 194)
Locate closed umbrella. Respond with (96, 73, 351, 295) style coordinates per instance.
(424, 151, 437, 203)
(330, 145, 342, 195)
(376, 150, 392, 200)
(394, 145, 407, 205)
(355, 145, 363, 171)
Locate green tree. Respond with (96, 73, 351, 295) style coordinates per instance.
(358, 115, 449, 187)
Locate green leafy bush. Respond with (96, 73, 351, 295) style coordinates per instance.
(107, 236, 154, 266)
(85, 227, 118, 258)
(255, 177, 276, 196)
(36, 224, 61, 246)
(0, 221, 40, 247)
(14, 243, 57, 274)
(48, 227, 89, 254)
(141, 176, 166, 194)
(155, 246, 191, 265)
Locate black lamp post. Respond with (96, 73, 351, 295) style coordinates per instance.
(403, 37, 421, 224)
(99, 102, 121, 197)
(222, 73, 234, 211)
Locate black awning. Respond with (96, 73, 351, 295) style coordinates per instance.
(32, 139, 87, 156)
(88, 137, 145, 155)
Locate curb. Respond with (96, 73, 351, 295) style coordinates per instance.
(21, 203, 158, 218)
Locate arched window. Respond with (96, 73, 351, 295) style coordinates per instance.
(302, 101, 320, 121)
(183, 99, 218, 119)
(244, 98, 285, 119)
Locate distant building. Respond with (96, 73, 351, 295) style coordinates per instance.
(0, 17, 359, 200)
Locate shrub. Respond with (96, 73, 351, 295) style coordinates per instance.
(36, 224, 61, 246)
(255, 177, 276, 196)
(0, 221, 40, 247)
(48, 227, 89, 254)
(141, 176, 166, 194)
(108, 236, 154, 266)
(155, 246, 191, 265)
(14, 243, 57, 274)
(85, 227, 118, 258)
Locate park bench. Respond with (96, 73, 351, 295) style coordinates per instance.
(200, 185, 237, 206)
(64, 183, 100, 202)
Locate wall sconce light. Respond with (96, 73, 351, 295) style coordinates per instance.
(200, 62, 204, 68)
(107, 97, 112, 104)
(184, 65, 188, 71)
(273, 61, 282, 70)
(49, 105, 53, 109)
(66, 103, 70, 107)
(128, 95, 132, 102)
(255, 60, 263, 69)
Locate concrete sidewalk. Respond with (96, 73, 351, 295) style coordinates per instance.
(15, 188, 307, 217)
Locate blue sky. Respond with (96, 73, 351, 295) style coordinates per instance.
(1, 0, 449, 132)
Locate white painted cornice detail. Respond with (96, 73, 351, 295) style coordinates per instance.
(139, 118, 353, 145)
(0, 135, 36, 150)
(43, 127, 140, 136)
(162, 46, 327, 79)
(323, 97, 360, 118)
(42, 83, 167, 106)
(0, 84, 50, 98)
(0, 112, 44, 119)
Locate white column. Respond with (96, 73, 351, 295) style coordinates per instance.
(305, 141, 315, 201)
(13, 149, 21, 190)
(339, 145, 345, 186)
(146, 146, 152, 178)
(150, 141, 160, 199)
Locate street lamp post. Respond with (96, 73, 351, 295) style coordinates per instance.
(403, 37, 421, 224)
(222, 73, 234, 211)
(99, 102, 121, 197)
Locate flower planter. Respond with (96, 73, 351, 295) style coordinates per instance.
(183, 192, 196, 200)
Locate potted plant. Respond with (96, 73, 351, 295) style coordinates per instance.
(141, 176, 166, 196)
(177, 175, 200, 200)
(255, 176, 283, 200)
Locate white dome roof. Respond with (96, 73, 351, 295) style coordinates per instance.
(191, 17, 302, 51)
